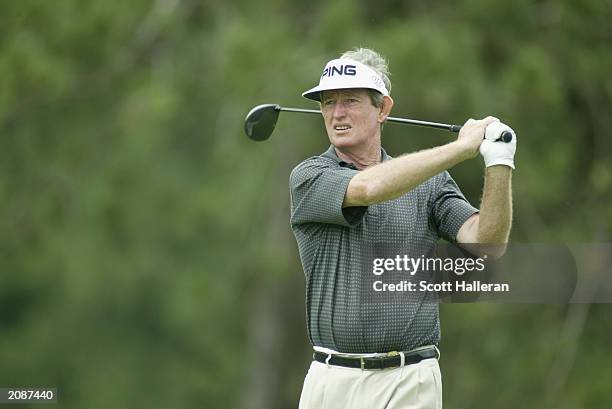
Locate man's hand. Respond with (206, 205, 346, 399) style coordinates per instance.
(456, 116, 499, 159)
(480, 122, 517, 169)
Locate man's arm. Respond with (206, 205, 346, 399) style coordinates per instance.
(456, 166, 513, 247)
(457, 121, 517, 255)
(344, 117, 499, 207)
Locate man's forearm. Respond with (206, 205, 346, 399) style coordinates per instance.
(345, 141, 470, 206)
(477, 166, 513, 243)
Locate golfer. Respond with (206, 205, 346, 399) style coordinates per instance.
(290, 48, 515, 408)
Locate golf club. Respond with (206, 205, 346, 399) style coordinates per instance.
(244, 104, 513, 143)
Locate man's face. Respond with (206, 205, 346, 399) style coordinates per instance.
(320, 89, 382, 150)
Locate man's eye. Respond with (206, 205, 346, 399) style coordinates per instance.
(347, 98, 359, 103)
(323, 100, 335, 106)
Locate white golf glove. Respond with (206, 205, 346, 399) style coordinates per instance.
(479, 121, 517, 169)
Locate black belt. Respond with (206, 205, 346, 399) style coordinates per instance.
(313, 347, 439, 370)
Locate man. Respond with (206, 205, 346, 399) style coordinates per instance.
(290, 48, 515, 409)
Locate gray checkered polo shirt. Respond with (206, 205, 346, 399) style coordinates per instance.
(289, 145, 478, 353)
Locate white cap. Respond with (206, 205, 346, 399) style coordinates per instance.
(302, 58, 389, 101)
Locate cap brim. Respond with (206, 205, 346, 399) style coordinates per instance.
(301, 85, 384, 102)
(301, 86, 323, 102)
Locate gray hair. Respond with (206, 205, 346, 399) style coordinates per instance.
(340, 48, 391, 107)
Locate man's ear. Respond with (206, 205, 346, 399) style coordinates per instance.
(378, 95, 394, 123)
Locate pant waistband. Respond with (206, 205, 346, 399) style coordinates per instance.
(313, 346, 439, 370)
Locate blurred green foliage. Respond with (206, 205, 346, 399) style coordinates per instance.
(0, 0, 610, 408)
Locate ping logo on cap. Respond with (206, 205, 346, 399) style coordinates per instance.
(322, 64, 357, 78)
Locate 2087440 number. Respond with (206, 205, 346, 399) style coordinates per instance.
(1, 388, 57, 403)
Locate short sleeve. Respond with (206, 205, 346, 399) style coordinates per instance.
(290, 158, 367, 227)
(429, 171, 479, 242)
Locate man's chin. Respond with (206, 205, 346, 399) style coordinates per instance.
(329, 135, 357, 149)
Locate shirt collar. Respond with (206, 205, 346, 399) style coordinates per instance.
(321, 144, 390, 168)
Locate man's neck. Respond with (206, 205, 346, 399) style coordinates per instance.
(334, 142, 382, 170)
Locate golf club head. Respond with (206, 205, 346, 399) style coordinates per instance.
(244, 104, 281, 141)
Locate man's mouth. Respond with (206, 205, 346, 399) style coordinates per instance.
(334, 124, 352, 131)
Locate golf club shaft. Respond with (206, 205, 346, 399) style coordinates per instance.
(278, 106, 461, 133)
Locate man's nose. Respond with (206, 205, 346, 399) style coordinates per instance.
(332, 102, 347, 118)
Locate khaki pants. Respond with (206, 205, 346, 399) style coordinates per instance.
(298, 357, 442, 409)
